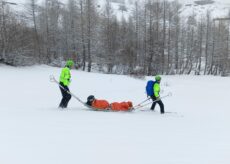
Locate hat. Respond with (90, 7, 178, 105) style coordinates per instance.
(155, 75, 161, 81)
(66, 60, 74, 67)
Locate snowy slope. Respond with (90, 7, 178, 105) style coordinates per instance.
(97, 0, 135, 20)
(8, 0, 230, 20)
(177, 0, 230, 18)
(97, 0, 230, 20)
(1, 65, 230, 164)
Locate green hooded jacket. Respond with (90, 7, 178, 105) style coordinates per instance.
(153, 82, 160, 98)
(59, 66, 71, 86)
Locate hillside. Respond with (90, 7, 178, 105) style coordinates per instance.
(8, 0, 230, 20)
(178, 0, 230, 18)
(98, 0, 230, 20)
(1, 65, 230, 164)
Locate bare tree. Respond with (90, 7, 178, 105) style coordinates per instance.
(195, 18, 204, 75)
(85, 0, 97, 72)
(204, 10, 211, 75)
(28, 0, 41, 61)
(80, 0, 86, 70)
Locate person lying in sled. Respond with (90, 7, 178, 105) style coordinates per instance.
(86, 95, 133, 111)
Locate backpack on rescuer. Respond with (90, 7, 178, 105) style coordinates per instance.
(146, 80, 155, 96)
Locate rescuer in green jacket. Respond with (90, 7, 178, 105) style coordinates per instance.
(59, 60, 74, 108)
(151, 75, 165, 114)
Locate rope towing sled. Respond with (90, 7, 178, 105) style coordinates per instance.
(50, 75, 172, 112)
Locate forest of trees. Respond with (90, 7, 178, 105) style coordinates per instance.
(0, 0, 230, 76)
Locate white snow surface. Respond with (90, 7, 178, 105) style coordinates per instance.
(0, 65, 230, 164)
(9, 0, 230, 21)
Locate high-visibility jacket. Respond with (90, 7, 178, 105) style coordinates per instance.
(153, 82, 160, 98)
(92, 99, 110, 110)
(59, 66, 71, 86)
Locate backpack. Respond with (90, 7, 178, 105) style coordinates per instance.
(146, 80, 155, 96)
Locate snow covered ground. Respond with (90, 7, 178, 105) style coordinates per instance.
(10, 0, 230, 21)
(0, 65, 230, 164)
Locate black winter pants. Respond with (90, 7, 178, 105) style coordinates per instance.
(59, 82, 71, 108)
(150, 95, 164, 114)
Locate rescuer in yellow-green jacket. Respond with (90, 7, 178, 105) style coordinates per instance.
(150, 75, 165, 114)
(59, 60, 74, 108)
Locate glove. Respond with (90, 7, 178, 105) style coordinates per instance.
(156, 97, 161, 101)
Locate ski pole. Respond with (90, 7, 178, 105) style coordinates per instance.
(134, 92, 172, 110)
(133, 97, 151, 109)
(50, 75, 85, 104)
(50, 75, 105, 111)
